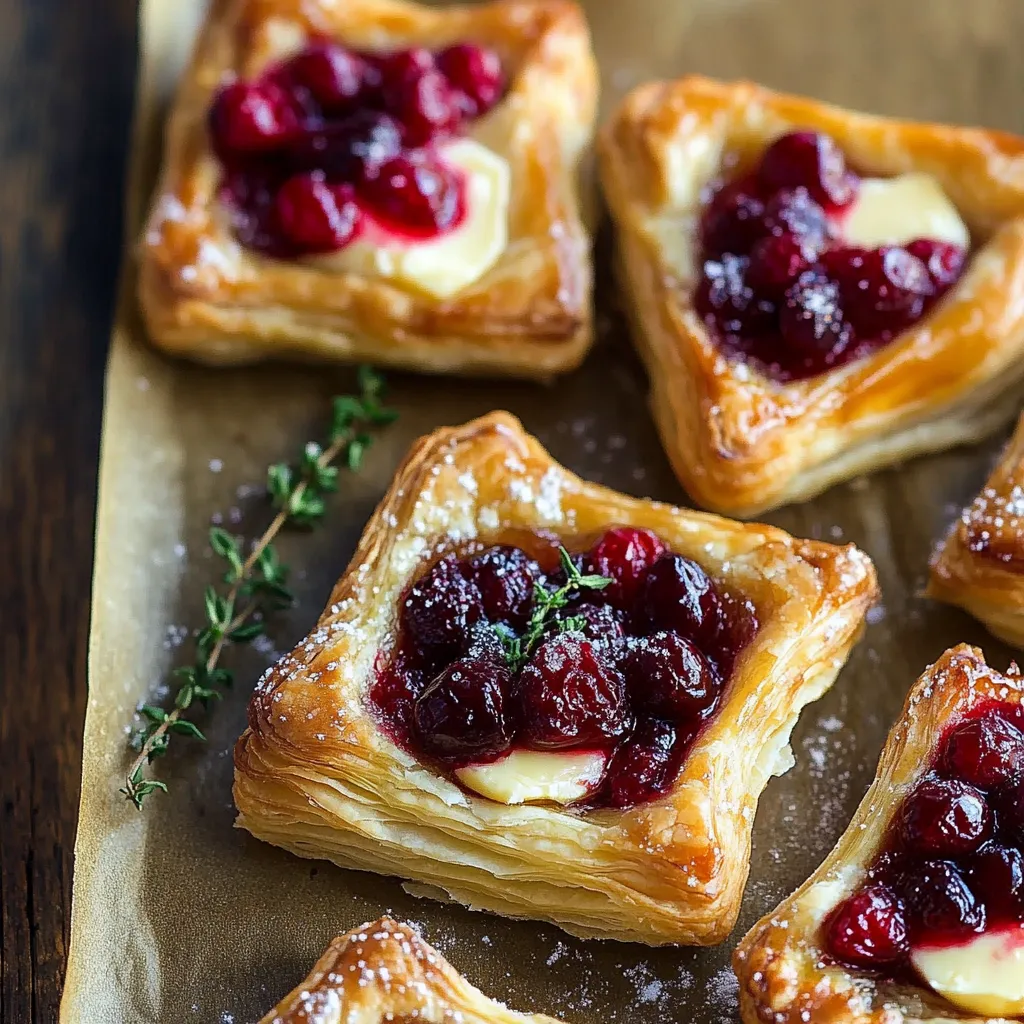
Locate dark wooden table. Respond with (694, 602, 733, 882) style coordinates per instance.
(0, 2, 136, 1019)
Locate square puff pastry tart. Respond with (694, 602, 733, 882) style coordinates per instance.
(928, 413, 1024, 647)
(599, 75, 1024, 517)
(734, 645, 1023, 1024)
(139, 0, 597, 377)
(259, 916, 564, 1023)
(233, 411, 878, 945)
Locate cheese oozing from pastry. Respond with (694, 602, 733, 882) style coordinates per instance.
(838, 172, 969, 250)
(910, 929, 1024, 1017)
(324, 139, 510, 299)
(455, 749, 608, 805)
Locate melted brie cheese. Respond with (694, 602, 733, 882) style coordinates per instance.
(322, 138, 510, 299)
(839, 172, 969, 250)
(455, 749, 608, 806)
(911, 929, 1024, 1017)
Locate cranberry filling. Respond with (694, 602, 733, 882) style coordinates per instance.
(695, 130, 967, 382)
(825, 701, 1024, 981)
(369, 529, 759, 810)
(208, 40, 505, 257)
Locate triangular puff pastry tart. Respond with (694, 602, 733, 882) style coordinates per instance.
(259, 916, 564, 1023)
(735, 645, 1024, 1024)
(929, 414, 1024, 647)
(234, 411, 877, 945)
(139, 0, 597, 378)
(599, 75, 1024, 517)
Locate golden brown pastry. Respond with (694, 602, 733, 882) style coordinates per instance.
(928, 414, 1024, 646)
(599, 75, 1024, 517)
(139, 0, 597, 378)
(734, 645, 1024, 1024)
(234, 411, 878, 945)
(259, 916, 565, 1023)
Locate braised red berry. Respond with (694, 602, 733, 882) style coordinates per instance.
(553, 603, 626, 647)
(899, 859, 986, 939)
(467, 545, 539, 629)
(695, 255, 775, 339)
(209, 80, 300, 155)
(639, 553, 723, 646)
(942, 708, 1024, 790)
(285, 111, 402, 182)
(603, 719, 686, 808)
(375, 48, 461, 144)
(700, 175, 768, 258)
(515, 634, 632, 750)
(834, 247, 931, 339)
(413, 655, 512, 761)
(906, 238, 966, 289)
(762, 187, 830, 253)
(287, 42, 368, 111)
(779, 272, 852, 359)
(969, 844, 1024, 913)
(758, 130, 858, 211)
(826, 884, 909, 967)
(402, 555, 484, 665)
(436, 43, 504, 117)
(274, 173, 361, 252)
(624, 632, 720, 720)
(899, 777, 991, 856)
(360, 154, 463, 236)
(747, 233, 810, 294)
(587, 527, 666, 610)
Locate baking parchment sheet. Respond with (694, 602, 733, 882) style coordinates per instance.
(60, 1, 1024, 1021)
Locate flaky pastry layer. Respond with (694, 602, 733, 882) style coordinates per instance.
(734, 645, 1023, 1024)
(599, 76, 1024, 517)
(234, 411, 877, 945)
(259, 916, 564, 1023)
(928, 414, 1024, 647)
(139, 0, 597, 377)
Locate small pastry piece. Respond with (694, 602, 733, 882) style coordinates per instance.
(234, 411, 878, 945)
(139, 0, 597, 378)
(735, 645, 1024, 1024)
(600, 76, 1024, 516)
(259, 916, 565, 1023)
(929, 414, 1024, 646)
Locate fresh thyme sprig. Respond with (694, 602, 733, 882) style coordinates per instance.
(499, 547, 611, 672)
(121, 367, 397, 809)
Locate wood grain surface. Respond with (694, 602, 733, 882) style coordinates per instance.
(0, 1, 136, 1021)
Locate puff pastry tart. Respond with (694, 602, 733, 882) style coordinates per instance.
(735, 645, 1024, 1023)
(600, 75, 1024, 516)
(928, 414, 1024, 647)
(138, 0, 597, 377)
(234, 411, 877, 945)
(259, 916, 565, 1023)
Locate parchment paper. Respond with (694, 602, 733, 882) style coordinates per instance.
(61, 2, 1024, 1022)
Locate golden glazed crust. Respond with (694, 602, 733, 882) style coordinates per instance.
(599, 75, 1024, 517)
(928, 414, 1024, 647)
(733, 645, 1024, 1024)
(139, 0, 597, 377)
(259, 916, 565, 1023)
(233, 411, 878, 945)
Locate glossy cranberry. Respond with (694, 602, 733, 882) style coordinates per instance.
(603, 719, 685, 808)
(587, 527, 666, 610)
(700, 175, 768, 258)
(515, 634, 632, 750)
(624, 632, 720, 720)
(274, 174, 361, 252)
(402, 556, 484, 665)
(695, 255, 775, 338)
(374, 48, 461, 144)
(413, 655, 512, 761)
(899, 777, 991, 856)
(969, 844, 1024, 913)
(747, 234, 810, 294)
(285, 111, 402, 181)
(287, 42, 369, 111)
(712, 590, 759, 675)
(779, 271, 852, 359)
(466, 545, 539, 629)
(554, 603, 626, 647)
(209, 80, 300, 154)
(639, 553, 722, 646)
(831, 247, 932, 339)
(943, 708, 1024, 790)
(996, 780, 1024, 839)
(826, 884, 909, 967)
(758, 130, 858, 211)
(436, 43, 504, 117)
(906, 238, 966, 289)
(899, 859, 986, 939)
(361, 154, 462, 236)
(762, 187, 830, 253)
